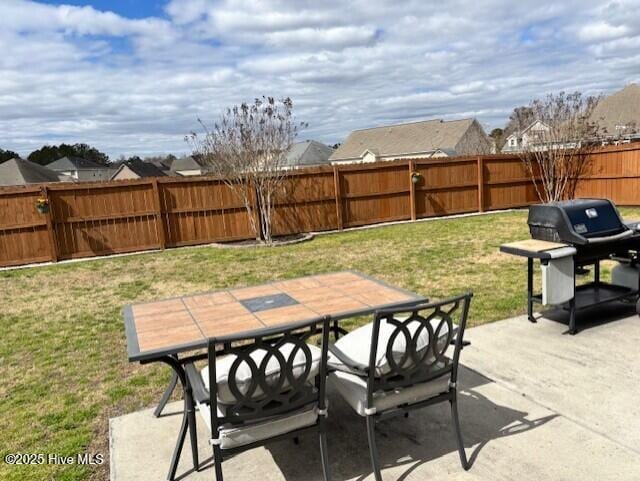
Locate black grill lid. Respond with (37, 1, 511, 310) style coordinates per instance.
(528, 198, 628, 245)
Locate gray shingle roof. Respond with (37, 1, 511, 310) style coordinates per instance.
(329, 118, 476, 161)
(0, 158, 64, 186)
(170, 156, 205, 172)
(590, 84, 640, 136)
(113, 159, 166, 178)
(285, 140, 334, 167)
(46, 156, 105, 171)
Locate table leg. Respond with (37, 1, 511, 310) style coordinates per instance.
(569, 263, 577, 335)
(568, 298, 577, 335)
(167, 401, 189, 481)
(155, 356, 199, 480)
(527, 258, 536, 323)
(154, 369, 178, 418)
(185, 377, 200, 472)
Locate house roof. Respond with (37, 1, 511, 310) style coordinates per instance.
(112, 159, 166, 179)
(0, 158, 65, 186)
(590, 84, 640, 136)
(147, 157, 173, 171)
(520, 119, 549, 135)
(329, 118, 476, 161)
(285, 140, 334, 167)
(46, 156, 106, 171)
(170, 156, 204, 172)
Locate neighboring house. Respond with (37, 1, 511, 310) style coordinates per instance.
(329, 118, 493, 164)
(501, 120, 551, 153)
(46, 156, 115, 181)
(284, 140, 334, 168)
(589, 83, 640, 143)
(110, 159, 167, 180)
(170, 156, 207, 176)
(0, 158, 71, 186)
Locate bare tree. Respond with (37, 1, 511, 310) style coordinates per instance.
(187, 97, 306, 244)
(517, 92, 603, 202)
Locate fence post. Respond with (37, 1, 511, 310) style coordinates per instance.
(409, 160, 417, 221)
(152, 179, 167, 249)
(333, 165, 344, 230)
(477, 156, 485, 212)
(41, 185, 59, 262)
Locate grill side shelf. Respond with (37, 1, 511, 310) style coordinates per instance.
(500, 239, 573, 260)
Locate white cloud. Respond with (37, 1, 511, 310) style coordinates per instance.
(264, 26, 378, 49)
(0, 0, 639, 158)
(578, 21, 630, 41)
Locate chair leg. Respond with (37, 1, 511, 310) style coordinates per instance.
(450, 394, 469, 471)
(213, 445, 224, 481)
(366, 415, 383, 481)
(319, 420, 332, 481)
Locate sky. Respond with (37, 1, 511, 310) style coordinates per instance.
(1, 0, 640, 159)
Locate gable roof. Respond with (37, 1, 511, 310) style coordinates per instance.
(521, 119, 549, 135)
(329, 118, 476, 161)
(285, 140, 334, 167)
(0, 158, 65, 186)
(46, 156, 106, 171)
(170, 156, 204, 172)
(112, 159, 166, 179)
(590, 84, 640, 136)
(147, 157, 173, 171)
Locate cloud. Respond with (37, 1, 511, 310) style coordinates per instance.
(264, 26, 379, 49)
(0, 0, 639, 159)
(578, 21, 630, 41)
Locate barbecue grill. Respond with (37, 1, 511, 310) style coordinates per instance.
(501, 198, 640, 334)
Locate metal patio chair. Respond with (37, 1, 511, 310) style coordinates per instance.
(184, 316, 332, 481)
(327, 292, 473, 481)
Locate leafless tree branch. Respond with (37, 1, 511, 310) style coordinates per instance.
(187, 97, 306, 244)
(517, 91, 603, 202)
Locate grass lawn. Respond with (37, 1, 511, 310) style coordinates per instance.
(1, 207, 638, 481)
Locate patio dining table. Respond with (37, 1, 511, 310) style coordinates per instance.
(123, 270, 426, 480)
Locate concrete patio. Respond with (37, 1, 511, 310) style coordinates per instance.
(110, 305, 640, 481)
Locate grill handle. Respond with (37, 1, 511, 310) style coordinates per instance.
(585, 229, 634, 244)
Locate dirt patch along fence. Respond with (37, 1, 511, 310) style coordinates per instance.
(1, 143, 639, 268)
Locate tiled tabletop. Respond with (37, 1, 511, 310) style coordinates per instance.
(124, 271, 424, 361)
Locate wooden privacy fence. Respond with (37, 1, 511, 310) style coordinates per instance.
(1, 143, 640, 268)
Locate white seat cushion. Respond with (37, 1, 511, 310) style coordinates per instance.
(196, 401, 318, 449)
(328, 370, 450, 416)
(202, 343, 322, 404)
(328, 316, 456, 376)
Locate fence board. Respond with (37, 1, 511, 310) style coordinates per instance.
(414, 158, 479, 217)
(340, 162, 411, 227)
(271, 169, 338, 235)
(48, 182, 161, 259)
(160, 179, 254, 246)
(0, 189, 54, 265)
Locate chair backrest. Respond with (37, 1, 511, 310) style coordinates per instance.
(366, 292, 473, 406)
(207, 316, 330, 434)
